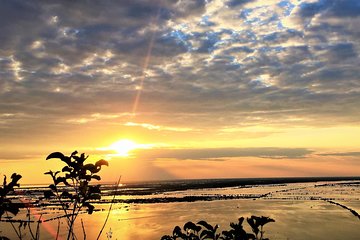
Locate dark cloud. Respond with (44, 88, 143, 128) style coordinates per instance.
(298, 0, 328, 18)
(322, 43, 358, 63)
(227, 0, 253, 7)
(137, 147, 313, 160)
(0, 1, 42, 49)
(318, 152, 360, 157)
(329, 0, 360, 17)
(0, 153, 40, 161)
(298, 0, 360, 19)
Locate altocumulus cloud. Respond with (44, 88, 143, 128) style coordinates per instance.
(0, 0, 359, 139)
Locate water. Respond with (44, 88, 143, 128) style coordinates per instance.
(1, 177, 360, 239)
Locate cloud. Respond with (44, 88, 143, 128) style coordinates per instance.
(137, 147, 313, 160)
(0, 153, 40, 161)
(226, 0, 253, 8)
(318, 152, 360, 157)
(298, 0, 360, 18)
(0, 0, 359, 149)
(67, 113, 130, 124)
(124, 122, 193, 132)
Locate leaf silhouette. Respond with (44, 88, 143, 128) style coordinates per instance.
(3, 204, 19, 216)
(95, 159, 109, 168)
(55, 177, 70, 186)
(44, 171, 53, 176)
(44, 190, 55, 199)
(173, 226, 182, 236)
(89, 193, 101, 200)
(87, 204, 94, 214)
(184, 221, 201, 233)
(247, 216, 259, 235)
(197, 220, 214, 231)
(258, 216, 275, 226)
(83, 164, 97, 173)
(10, 173, 22, 186)
(46, 152, 65, 160)
(161, 236, 172, 240)
(62, 166, 72, 172)
(91, 175, 101, 181)
(200, 229, 213, 239)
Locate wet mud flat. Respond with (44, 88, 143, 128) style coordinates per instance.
(1, 178, 360, 239)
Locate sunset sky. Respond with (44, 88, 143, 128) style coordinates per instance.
(1, 0, 359, 183)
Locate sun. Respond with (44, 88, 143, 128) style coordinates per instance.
(108, 139, 140, 157)
(98, 139, 155, 158)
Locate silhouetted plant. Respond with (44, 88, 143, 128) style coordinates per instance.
(44, 151, 108, 240)
(246, 216, 274, 240)
(221, 217, 253, 240)
(0, 173, 45, 240)
(161, 221, 203, 240)
(0, 173, 22, 220)
(0, 173, 22, 239)
(0, 174, 28, 239)
(161, 216, 275, 240)
(197, 220, 220, 240)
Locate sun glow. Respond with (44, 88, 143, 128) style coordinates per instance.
(109, 139, 139, 157)
(106, 139, 152, 157)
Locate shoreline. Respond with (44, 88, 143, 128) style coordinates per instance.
(10, 178, 360, 207)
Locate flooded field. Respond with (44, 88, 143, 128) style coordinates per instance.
(1, 178, 360, 239)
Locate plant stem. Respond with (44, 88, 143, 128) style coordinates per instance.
(18, 223, 22, 239)
(67, 200, 78, 240)
(26, 207, 36, 240)
(6, 212, 22, 239)
(81, 218, 86, 240)
(96, 176, 121, 240)
(55, 218, 60, 240)
(35, 214, 42, 240)
(53, 184, 72, 228)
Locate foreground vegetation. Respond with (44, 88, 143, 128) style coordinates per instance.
(161, 216, 274, 240)
(0, 151, 110, 240)
(0, 151, 275, 240)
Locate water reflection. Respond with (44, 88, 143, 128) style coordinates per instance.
(1, 180, 360, 239)
(77, 181, 360, 239)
